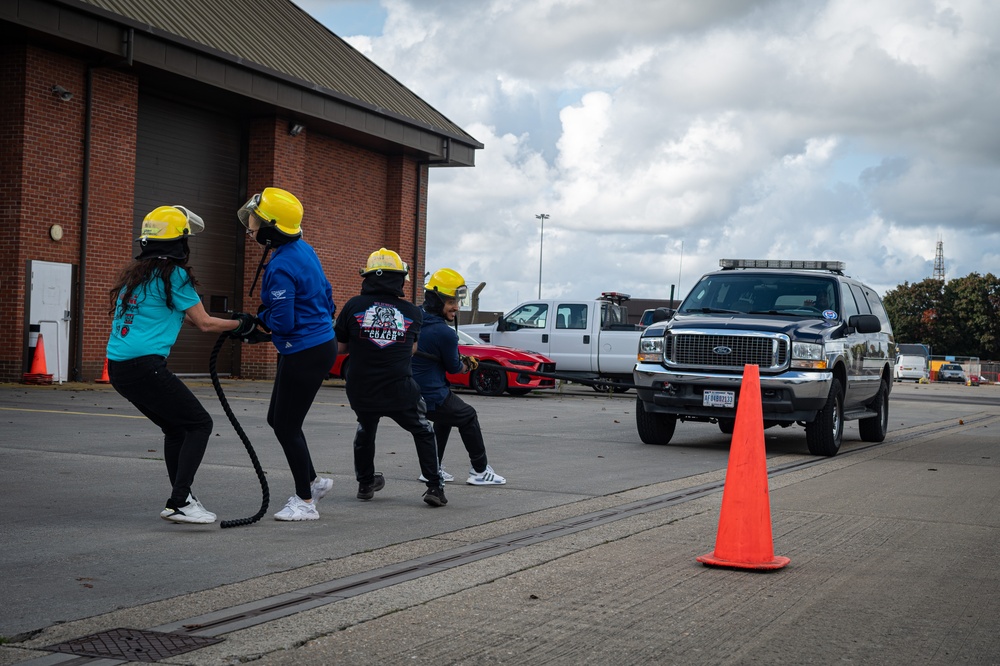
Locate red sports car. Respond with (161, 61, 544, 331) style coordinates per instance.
(330, 329, 556, 396)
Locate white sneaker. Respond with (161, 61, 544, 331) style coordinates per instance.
(310, 476, 333, 501)
(160, 494, 216, 524)
(419, 467, 455, 483)
(467, 465, 506, 486)
(274, 495, 319, 521)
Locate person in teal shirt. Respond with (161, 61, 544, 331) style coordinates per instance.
(107, 205, 255, 525)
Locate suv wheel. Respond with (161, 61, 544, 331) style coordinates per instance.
(717, 418, 735, 435)
(635, 397, 677, 445)
(806, 378, 843, 456)
(858, 380, 889, 442)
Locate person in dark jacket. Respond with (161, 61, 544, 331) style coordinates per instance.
(411, 268, 506, 486)
(107, 205, 253, 524)
(334, 248, 447, 507)
(238, 187, 337, 521)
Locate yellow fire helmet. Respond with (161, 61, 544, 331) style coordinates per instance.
(237, 187, 303, 237)
(138, 205, 205, 242)
(361, 247, 408, 276)
(425, 268, 468, 301)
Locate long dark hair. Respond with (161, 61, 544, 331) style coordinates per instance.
(108, 258, 198, 318)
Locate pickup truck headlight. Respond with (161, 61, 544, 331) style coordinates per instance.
(638, 337, 663, 363)
(791, 341, 827, 369)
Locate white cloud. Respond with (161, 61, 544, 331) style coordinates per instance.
(308, 0, 1000, 312)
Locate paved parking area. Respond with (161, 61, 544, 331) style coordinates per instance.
(2, 380, 998, 664)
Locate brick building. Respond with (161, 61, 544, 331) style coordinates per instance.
(1, 0, 480, 381)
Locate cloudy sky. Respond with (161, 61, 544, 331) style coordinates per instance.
(295, 0, 1000, 312)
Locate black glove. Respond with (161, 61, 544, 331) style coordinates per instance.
(231, 312, 258, 338)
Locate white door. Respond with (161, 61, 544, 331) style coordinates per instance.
(548, 303, 593, 372)
(29, 260, 73, 383)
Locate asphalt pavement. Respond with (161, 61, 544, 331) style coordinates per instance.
(1, 379, 998, 665)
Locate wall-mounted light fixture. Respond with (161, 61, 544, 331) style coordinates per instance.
(288, 123, 305, 137)
(51, 85, 73, 101)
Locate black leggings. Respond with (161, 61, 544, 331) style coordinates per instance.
(267, 339, 337, 500)
(108, 355, 214, 508)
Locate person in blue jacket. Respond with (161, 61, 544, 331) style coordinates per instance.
(238, 187, 337, 521)
(412, 268, 506, 486)
(107, 205, 256, 524)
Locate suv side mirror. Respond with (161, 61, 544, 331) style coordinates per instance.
(652, 307, 674, 323)
(848, 314, 881, 334)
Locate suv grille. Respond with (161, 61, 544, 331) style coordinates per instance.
(666, 331, 788, 371)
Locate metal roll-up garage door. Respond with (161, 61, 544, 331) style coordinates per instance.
(134, 94, 243, 375)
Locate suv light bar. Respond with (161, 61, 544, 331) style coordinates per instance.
(719, 259, 845, 272)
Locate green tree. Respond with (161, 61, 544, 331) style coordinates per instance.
(937, 273, 1000, 359)
(882, 279, 943, 350)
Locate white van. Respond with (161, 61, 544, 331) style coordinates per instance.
(895, 354, 928, 382)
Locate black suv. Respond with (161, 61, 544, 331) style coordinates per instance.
(633, 259, 895, 456)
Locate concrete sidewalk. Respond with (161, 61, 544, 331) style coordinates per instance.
(3, 393, 998, 665)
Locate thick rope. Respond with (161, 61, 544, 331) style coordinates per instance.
(209, 334, 269, 528)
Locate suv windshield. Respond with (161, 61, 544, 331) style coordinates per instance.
(680, 274, 839, 317)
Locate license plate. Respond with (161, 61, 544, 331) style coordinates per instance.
(703, 390, 735, 408)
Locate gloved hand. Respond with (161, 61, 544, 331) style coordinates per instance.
(230, 312, 258, 338)
(460, 354, 479, 372)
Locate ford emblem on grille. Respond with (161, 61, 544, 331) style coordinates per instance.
(713, 346, 733, 355)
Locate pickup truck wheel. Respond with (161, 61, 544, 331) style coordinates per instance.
(858, 380, 889, 442)
(471, 364, 507, 396)
(717, 418, 735, 435)
(805, 378, 843, 456)
(635, 397, 677, 445)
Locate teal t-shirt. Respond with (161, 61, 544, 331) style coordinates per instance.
(106, 268, 202, 361)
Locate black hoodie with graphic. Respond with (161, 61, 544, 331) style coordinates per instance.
(334, 272, 423, 412)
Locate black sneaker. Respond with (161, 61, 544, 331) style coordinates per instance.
(357, 472, 386, 500)
(422, 486, 448, 507)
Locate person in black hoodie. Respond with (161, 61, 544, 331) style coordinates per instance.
(334, 248, 447, 507)
(412, 268, 506, 486)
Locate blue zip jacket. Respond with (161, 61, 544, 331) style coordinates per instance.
(259, 239, 335, 354)
(412, 310, 463, 411)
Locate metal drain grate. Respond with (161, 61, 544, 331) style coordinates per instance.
(46, 627, 222, 662)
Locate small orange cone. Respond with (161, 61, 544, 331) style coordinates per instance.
(95, 358, 110, 383)
(22, 334, 53, 385)
(697, 364, 789, 571)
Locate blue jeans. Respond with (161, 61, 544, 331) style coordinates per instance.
(108, 355, 213, 508)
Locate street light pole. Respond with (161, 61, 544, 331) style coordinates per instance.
(536, 213, 549, 299)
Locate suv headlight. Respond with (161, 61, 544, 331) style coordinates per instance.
(791, 341, 827, 369)
(638, 337, 663, 363)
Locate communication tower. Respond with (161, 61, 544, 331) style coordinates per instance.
(932, 238, 945, 281)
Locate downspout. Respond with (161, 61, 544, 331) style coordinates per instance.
(72, 65, 95, 381)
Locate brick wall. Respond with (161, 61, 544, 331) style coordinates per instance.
(3, 47, 430, 382)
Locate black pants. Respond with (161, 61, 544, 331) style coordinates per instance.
(426, 392, 488, 473)
(108, 355, 213, 508)
(353, 395, 442, 488)
(267, 339, 337, 500)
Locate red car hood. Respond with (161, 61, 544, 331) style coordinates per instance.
(459, 343, 552, 364)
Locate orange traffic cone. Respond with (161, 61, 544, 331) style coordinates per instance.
(22, 334, 53, 385)
(697, 364, 789, 571)
(95, 358, 110, 383)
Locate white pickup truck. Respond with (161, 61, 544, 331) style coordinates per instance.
(462, 292, 643, 391)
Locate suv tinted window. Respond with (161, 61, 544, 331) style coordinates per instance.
(859, 285, 891, 331)
(840, 282, 860, 319)
(849, 284, 872, 315)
